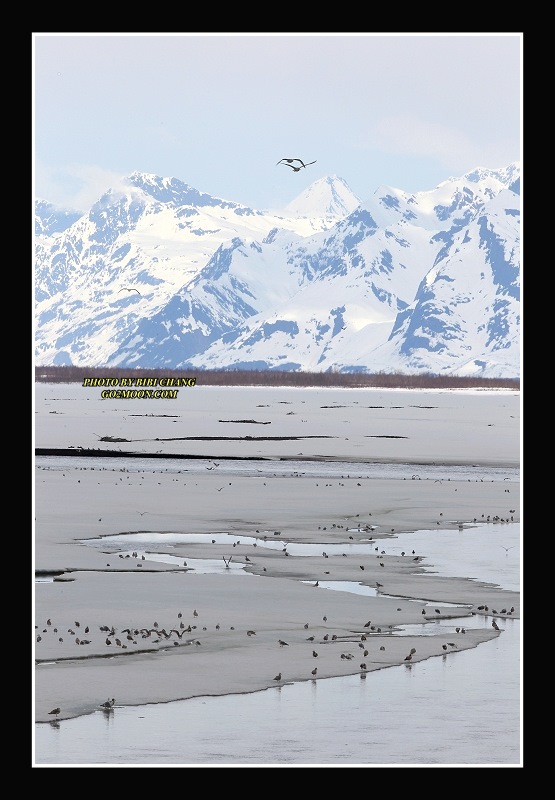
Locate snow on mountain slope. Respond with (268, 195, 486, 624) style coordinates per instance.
(34, 164, 521, 377)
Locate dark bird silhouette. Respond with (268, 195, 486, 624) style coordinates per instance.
(312, 650, 318, 658)
(48, 707, 61, 719)
(498, 545, 517, 553)
(311, 667, 318, 677)
(276, 158, 316, 168)
(279, 640, 289, 647)
(118, 287, 141, 295)
(100, 698, 115, 711)
(273, 672, 282, 681)
(281, 161, 317, 172)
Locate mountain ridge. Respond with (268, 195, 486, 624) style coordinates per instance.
(35, 163, 521, 377)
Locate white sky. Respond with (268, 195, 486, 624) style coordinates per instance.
(33, 32, 522, 213)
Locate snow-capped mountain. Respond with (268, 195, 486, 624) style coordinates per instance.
(34, 164, 521, 378)
(35, 199, 83, 236)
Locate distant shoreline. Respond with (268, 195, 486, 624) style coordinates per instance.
(34, 365, 520, 390)
(35, 449, 519, 470)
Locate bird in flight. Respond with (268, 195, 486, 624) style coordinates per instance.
(119, 287, 141, 295)
(280, 162, 317, 172)
(276, 158, 317, 170)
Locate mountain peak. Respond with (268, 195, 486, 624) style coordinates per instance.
(126, 172, 237, 209)
(35, 163, 520, 378)
(283, 175, 361, 218)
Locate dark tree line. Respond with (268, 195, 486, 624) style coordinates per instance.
(35, 365, 520, 390)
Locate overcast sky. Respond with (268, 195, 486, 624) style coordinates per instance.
(33, 33, 522, 213)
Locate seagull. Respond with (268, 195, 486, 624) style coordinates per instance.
(276, 158, 316, 168)
(273, 672, 282, 681)
(281, 161, 317, 172)
(100, 698, 116, 711)
(48, 707, 61, 719)
(498, 545, 517, 553)
(118, 287, 141, 295)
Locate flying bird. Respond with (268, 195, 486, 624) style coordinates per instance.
(276, 158, 316, 168)
(280, 161, 317, 172)
(119, 287, 141, 295)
